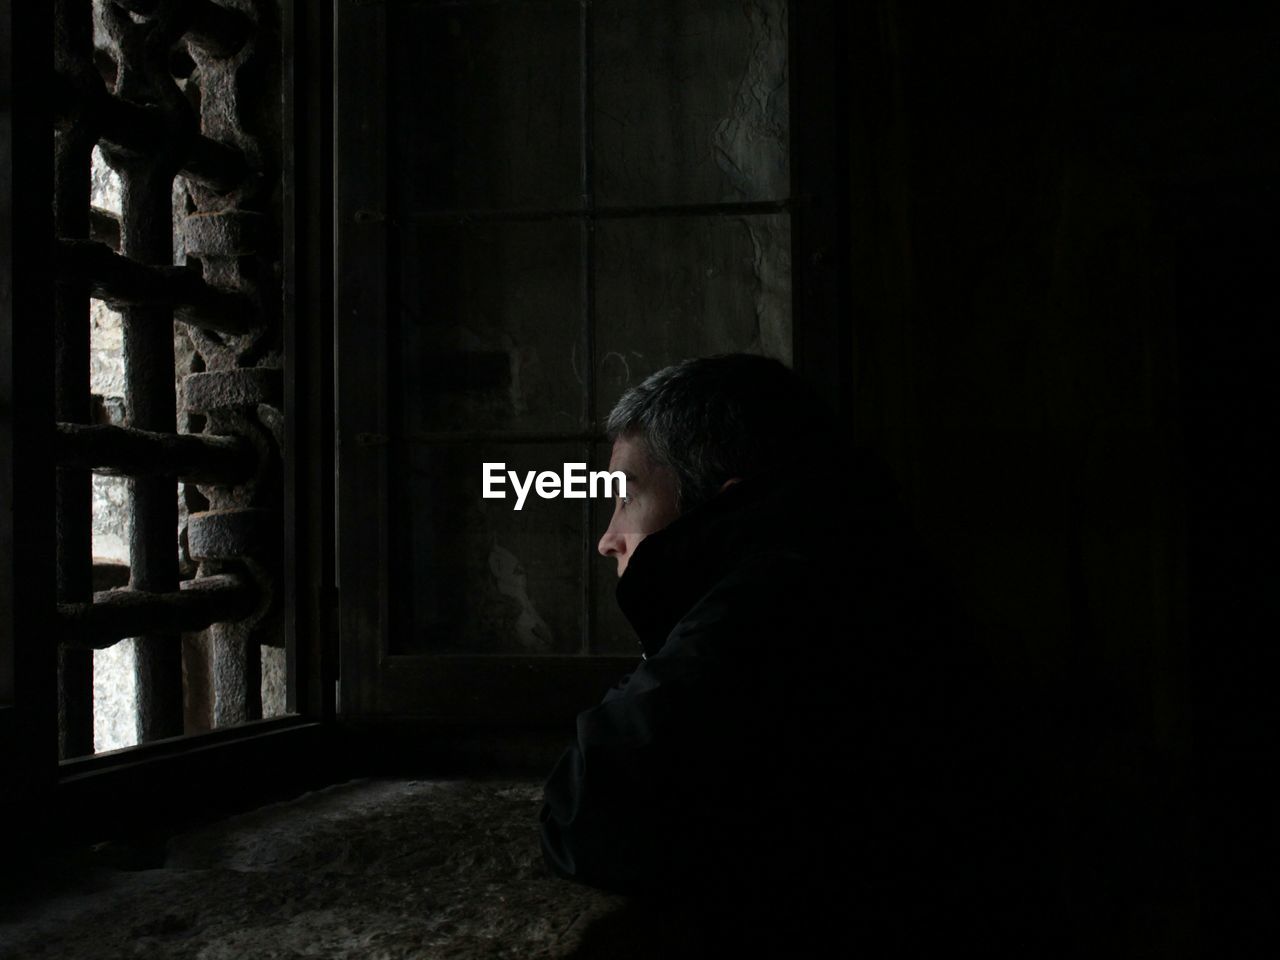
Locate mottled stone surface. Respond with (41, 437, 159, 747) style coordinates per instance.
(394, 443, 586, 656)
(0, 780, 658, 960)
(183, 369, 283, 414)
(594, 0, 790, 206)
(181, 211, 265, 258)
(188, 508, 276, 560)
(260, 645, 287, 719)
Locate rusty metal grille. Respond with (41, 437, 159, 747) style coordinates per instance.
(52, 0, 284, 758)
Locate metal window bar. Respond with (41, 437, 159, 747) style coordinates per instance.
(52, 0, 281, 757)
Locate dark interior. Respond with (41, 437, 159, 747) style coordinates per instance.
(3, 1, 1276, 956)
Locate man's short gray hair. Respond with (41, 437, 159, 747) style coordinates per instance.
(604, 353, 834, 514)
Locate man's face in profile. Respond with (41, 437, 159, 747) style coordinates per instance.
(596, 435, 681, 577)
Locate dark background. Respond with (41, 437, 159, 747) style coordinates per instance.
(843, 3, 1276, 954)
(3, 2, 1276, 956)
(344, 2, 1277, 950)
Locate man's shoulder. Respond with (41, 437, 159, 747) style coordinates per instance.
(655, 545, 844, 661)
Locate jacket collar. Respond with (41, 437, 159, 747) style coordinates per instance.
(614, 468, 834, 658)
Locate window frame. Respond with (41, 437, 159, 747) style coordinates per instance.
(2, 0, 60, 837)
(2, 0, 337, 845)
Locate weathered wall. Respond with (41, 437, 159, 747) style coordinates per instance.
(383, 0, 793, 659)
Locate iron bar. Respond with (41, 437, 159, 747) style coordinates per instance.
(56, 422, 256, 484)
(91, 562, 131, 592)
(56, 239, 253, 334)
(53, 71, 249, 192)
(89, 207, 121, 250)
(97, 96, 247, 193)
(58, 575, 258, 651)
(120, 155, 184, 741)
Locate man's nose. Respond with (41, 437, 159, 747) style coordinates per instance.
(597, 525, 626, 559)
(597, 507, 628, 559)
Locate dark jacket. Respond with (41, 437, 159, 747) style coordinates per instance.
(539, 459, 1051, 951)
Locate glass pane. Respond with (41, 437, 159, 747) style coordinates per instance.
(389, 0, 582, 212)
(594, 0, 790, 206)
(391, 441, 588, 655)
(396, 221, 586, 435)
(594, 214, 792, 415)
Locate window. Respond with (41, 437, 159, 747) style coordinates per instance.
(335, 0, 845, 721)
(45, 0, 291, 759)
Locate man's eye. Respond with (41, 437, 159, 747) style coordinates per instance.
(620, 494, 632, 508)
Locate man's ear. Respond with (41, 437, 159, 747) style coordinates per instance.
(718, 477, 742, 494)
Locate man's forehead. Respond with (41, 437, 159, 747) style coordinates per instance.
(607, 434, 652, 478)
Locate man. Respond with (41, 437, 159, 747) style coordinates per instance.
(539, 354, 1048, 952)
